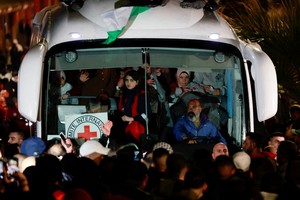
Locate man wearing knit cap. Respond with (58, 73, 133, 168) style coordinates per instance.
(153, 142, 174, 154)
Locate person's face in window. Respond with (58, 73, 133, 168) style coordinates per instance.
(60, 77, 66, 87)
(125, 75, 139, 90)
(177, 72, 190, 88)
(145, 65, 151, 74)
(187, 100, 202, 116)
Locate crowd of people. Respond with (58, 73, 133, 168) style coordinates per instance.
(0, 124, 300, 200)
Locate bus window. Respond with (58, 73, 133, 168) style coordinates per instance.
(44, 47, 244, 146)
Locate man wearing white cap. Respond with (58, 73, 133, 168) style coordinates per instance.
(60, 120, 113, 165)
(79, 140, 111, 166)
(232, 151, 251, 173)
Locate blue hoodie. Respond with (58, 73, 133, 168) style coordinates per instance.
(173, 113, 227, 144)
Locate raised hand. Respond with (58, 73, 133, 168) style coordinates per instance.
(101, 120, 113, 137)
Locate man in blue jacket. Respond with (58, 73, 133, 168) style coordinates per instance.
(173, 98, 227, 144)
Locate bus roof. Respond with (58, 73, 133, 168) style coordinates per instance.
(32, 0, 240, 49)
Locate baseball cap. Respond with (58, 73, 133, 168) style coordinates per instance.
(20, 136, 46, 157)
(79, 140, 110, 157)
(233, 151, 251, 172)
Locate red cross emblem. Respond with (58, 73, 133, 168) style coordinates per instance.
(78, 125, 97, 141)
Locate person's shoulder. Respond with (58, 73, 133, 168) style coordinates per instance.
(204, 119, 218, 128)
(200, 113, 209, 122)
(178, 114, 187, 120)
(64, 82, 73, 88)
(174, 115, 187, 124)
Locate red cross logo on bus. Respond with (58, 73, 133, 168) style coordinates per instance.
(78, 125, 97, 141)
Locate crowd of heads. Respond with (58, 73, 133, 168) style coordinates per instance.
(0, 127, 299, 200)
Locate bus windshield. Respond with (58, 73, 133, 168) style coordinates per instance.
(44, 46, 245, 146)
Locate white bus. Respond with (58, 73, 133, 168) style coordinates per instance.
(18, 0, 277, 149)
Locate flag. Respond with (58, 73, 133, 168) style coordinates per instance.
(102, 6, 150, 45)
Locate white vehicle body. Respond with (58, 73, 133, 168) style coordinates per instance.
(18, 0, 277, 145)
